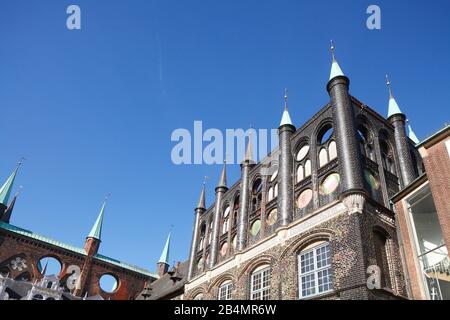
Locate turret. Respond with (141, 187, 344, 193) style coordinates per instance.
(237, 138, 255, 251)
(187, 182, 206, 280)
(386, 75, 416, 186)
(157, 233, 171, 277)
(84, 200, 106, 256)
(0, 161, 22, 221)
(326, 42, 365, 196)
(209, 161, 228, 268)
(277, 90, 295, 226)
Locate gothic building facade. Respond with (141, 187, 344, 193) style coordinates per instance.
(184, 45, 425, 300)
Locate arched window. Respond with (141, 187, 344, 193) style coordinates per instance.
(222, 207, 230, 234)
(193, 293, 204, 300)
(268, 187, 274, 201)
(250, 265, 271, 300)
(373, 230, 392, 289)
(297, 165, 304, 183)
(357, 125, 374, 160)
(305, 160, 312, 177)
(198, 222, 206, 251)
(218, 280, 233, 300)
(298, 242, 333, 298)
(319, 148, 328, 167)
(233, 195, 240, 227)
(380, 139, 395, 175)
(318, 125, 334, 145)
(251, 179, 263, 212)
(208, 219, 213, 244)
(329, 141, 337, 160)
(296, 143, 310, 184)
(317, 124, 336, 168)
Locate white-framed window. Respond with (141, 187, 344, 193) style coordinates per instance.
(298, 242, 333, 298)
(268, 187, 274, 201)
(250, 266, 271, 300)
(222, 207, 230, 234)
(218, 280, 233, 300)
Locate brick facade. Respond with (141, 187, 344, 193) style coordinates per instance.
(0, 225, 155, 300)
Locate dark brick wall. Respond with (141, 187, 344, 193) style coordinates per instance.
(185, 201, 406, 300)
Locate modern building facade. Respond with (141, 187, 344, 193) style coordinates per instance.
(184, 45, 427, 300)
(392, 125, 450, 300)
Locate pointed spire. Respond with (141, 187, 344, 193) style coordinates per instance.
(329, 41, 345, 80)
(41, 260, 48, 275)
(245, 131, 254, 162)
(2, 187, 21, 223)
(88, 198, 107, 240)
(280, 88, 293, 127)
(158, 233, 171, 265)
(386, 75, 403, 117)
(217, 161, 227, 188)
(196, 179, 206, 210)
(407, 120, 420, 144)
(0, 160, 23, 206)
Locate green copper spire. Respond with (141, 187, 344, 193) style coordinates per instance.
(217, 161, 227, 189)
(88, 200, 106, 240)
(0, 161, 23, 206)
(158, 233, 171, 264)
(386, 75, 403, 117)
(329, 41, 345, 81)
(197, 179, 206, 209)
(280, 89, 294, 127)
(408, 121, 420, 144)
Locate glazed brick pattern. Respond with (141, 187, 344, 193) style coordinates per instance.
(186, 205, 406, 300)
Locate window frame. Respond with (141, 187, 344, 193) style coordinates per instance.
(298, 242, 333, 299)
(218, 280, 233, 300)
(250, 266, 271, 300)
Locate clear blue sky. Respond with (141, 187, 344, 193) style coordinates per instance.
(0, 0, 449, 274)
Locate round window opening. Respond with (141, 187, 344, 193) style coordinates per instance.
(38, 257, 62, 276)
(99, 274, 119, 293)
(297, 189, 313, 209)
(318, 125, 334, 145)
(296, 145, 310, 162)
(220, 242, 229, 256)
(266, 209, 277, 226)
(251, 220, 261, 236)
(320, 173, 341, 195)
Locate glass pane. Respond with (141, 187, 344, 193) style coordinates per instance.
(409, 186, 446, 259)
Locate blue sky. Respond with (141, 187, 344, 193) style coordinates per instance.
(0, 0, 449, 274)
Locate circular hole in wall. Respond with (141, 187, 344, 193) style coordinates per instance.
(318, 125, 334, 145)
(99, 274, 119, 293)
(38, 257, 62, 276)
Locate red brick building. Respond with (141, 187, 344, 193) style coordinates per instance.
(393, 125, 450, 300)
(0, 169, 157, 300)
